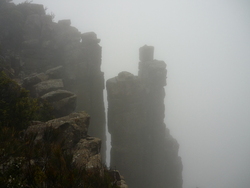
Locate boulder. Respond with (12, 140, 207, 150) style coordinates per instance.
(73, 137, 102, 168)
(26, 111, 90, 150)
(45, 66, 63, 79)
(41, 89, 77, 117)
(22, 72, 48, 90)
(26, 112, 104, 169)
(33, 79, 64, 97)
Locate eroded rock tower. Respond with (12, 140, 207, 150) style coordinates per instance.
(107, 45, 183, 188)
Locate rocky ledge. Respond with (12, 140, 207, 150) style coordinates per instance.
(26, 112, 102, 168)
(26, 111, 128, 187)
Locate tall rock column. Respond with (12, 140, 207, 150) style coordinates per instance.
(62, 32, 106, 160)
(107, 46, 183, 188)
(139, 45, 183, 188)
(79, 32, 106, 161)
(107, 71, 147, 187)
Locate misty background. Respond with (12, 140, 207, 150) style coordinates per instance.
(13, 1, 250, 188)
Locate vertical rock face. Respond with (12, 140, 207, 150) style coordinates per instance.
(61, 31, 106, 161)
(107, 45, 183, 188)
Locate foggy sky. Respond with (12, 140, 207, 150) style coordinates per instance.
(13, 1, 250, 188)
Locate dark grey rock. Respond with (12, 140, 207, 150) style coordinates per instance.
(73, 137, 101, 168)
(27, 4, 46, 15)
(33, 79, 64, 97)
(22, 73, 48, 91)
(139, 45, 154, 62)
(41, 89, 77, 118)
(58, 19, 71, 26)
(107, 46, 182, 188)
(45, 66, 63, 79)
(81, 32, 101, 44)
(26, 112, 90, 150)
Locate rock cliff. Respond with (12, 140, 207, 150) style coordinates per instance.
(0, 2, 106, 160)
(26, 111, 102, 169)
(107, 46, 183, 188)
(1, 1, 182, 187)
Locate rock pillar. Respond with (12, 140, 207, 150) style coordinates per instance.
(62, 32, 106, 161)
(107, 46, 183, 188)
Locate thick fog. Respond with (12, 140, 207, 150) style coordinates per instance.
(13, 0, 250, 187)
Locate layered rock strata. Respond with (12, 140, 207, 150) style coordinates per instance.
(107, 46, 183, 188)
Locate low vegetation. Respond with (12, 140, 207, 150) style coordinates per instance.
(0, 72, 118, 187)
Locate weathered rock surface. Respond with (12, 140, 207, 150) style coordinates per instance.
(26, 111, 127, 187)
(21, 65, 77, 118)
(73, 137, 101, 168)
(27, 112, 90, 150)
(22, 72, 48, 90)
(41, 89, 77, 117)
(109, 170, 129, 188)
(107, 46, 183, 188)
(26, 111, 104, 169)
(33, 79, 64, 97)
(0, 2, 182, 187)
(18, 7, 106, 158)
(2, 3, 107, 158)
(45, 65, 63, 79)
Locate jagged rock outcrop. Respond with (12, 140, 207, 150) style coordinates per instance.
(107, 45, 183, 188)
(0, 2, 106, 159)
(26, 111, 102, 169)
(21, 66, 77, 118)
(73, 137, 102, 169)
(26, 111, 128, 187)
(27, 112, 90, 150)
(1, 2, 182, 187)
